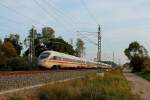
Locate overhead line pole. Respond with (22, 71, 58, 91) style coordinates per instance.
(77, 25, 102, 64)
(29, 26, 35, 66)
(111, 51, 115, 67)
(97, 25, 101, 63)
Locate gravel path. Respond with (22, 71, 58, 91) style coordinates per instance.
(124, 72, 150, 100)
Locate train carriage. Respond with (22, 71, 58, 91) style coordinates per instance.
(37, 50, 111, 69)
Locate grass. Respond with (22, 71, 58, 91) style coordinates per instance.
(37, 69, 140, 100)
(8, 69, 140, 100)
(137, 71, 150, 81)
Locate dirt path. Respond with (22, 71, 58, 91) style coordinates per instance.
(124, 72, 150, 100)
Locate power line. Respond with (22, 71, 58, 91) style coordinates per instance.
(44, 0, 81, 30)
(50, 0, 81, 22)
(77, 25, 102, 63)
(83, 37, 98, 46)
(0, 27, 25, 39)
(77, 31, 97, 37)
(0, 15, 30, 27)
(113, 51, 115, 63)
(80, 0, 98, 25)
(0, 21, 28, 32)
(33, 0, 73, 33)
(78, 32, 97, 40)
(33, 0, 54, 22)
(77, 32, 97, 46)
(0, 2, 44, 26)
(43, 0, 77, 30)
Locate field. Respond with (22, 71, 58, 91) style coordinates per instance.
(8, 69, 140, 100)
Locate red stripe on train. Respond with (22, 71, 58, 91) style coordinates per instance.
(47, 60, 96, 67)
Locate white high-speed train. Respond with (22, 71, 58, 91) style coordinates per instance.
(37, 50, 111, 69)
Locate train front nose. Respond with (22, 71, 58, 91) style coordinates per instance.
(37, 59, 47, 67)
(38, 52, 51, 67)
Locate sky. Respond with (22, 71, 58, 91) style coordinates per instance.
(0, 0, 150, 64)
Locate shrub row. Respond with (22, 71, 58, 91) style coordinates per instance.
(0, 57, 39, 71)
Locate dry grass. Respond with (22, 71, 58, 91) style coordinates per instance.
(37, 69, 140, 100)
(8, 69, 140, 100)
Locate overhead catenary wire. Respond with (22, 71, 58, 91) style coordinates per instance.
(0, 23, 26, 32)
(77, 30, 98, 41)
(0, 0, 98, 40)
(0, 2, 44, 26)
(33, 0, 56, 24)
(0, 26, 25, 39)
(83, 37, 98, 46)
(77, 32, 97, 46)
(44, 0, 81, 30)
(50, 0, 83, 23)
(0, 15, 31, 27)
(43, 0, 77, 30)
(33, 0, 74, 34)
(80, 0, 98, 25)
(0, 16, 32, 33)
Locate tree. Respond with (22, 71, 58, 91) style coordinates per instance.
(75, 38, 85, 57)
(143, 57, 150, 72)
(2, 41, 17, 58)
(69, 38, 74, 47)
(4, 34, 22, 55)
(124, 41, 148, 72)
(0, 39, 4, 65)
(124, 42, 148, 60)
(42, 27, 55, 43)
(0, 41, 17, 67)
(24, 27, 76, 57)
(24, 27, 48, 57)
(46, 37, 75, 55)
(24, 27, 38, 47)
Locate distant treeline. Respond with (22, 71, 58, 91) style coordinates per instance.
(0, 26, 85, 70)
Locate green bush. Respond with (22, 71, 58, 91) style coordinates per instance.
(0, 57, 39, 71)
(7, 57, 29, 67)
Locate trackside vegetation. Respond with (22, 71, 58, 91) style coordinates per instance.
(9, 69, 140, 100)
(0, 27, 85, 71)
(137, 71, 150, 81)
(124, 41, 150, 81)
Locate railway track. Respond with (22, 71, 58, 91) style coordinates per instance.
(0, 69, 98, 76)
(0, 69, 99, 95)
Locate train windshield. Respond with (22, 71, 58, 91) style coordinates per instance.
(39, 52, 50, 59)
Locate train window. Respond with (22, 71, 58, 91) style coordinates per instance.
(63, 58, 68, 61)
(40, 53, 50, 59)
(52, 56, 61, 60)
(63, 58, 73, 62)
(63, 58, 66, 61)
(53, 56, 57, 60)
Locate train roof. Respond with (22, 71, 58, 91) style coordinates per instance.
(41, 50, 82, 60)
